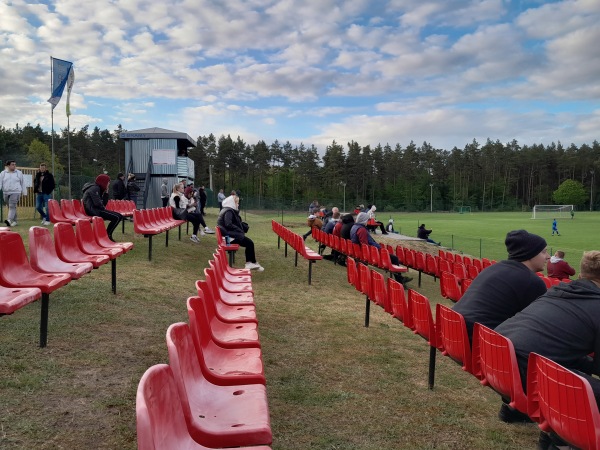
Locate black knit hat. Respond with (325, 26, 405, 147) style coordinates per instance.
(505, 230, 547, 262)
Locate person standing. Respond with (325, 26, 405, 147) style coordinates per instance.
(551, 218, 560, 236)
(160, 178, 169, 207)
(82, 174, 123, 241)
(199, 185, 207, 215)
(112, 172, 126, 200)
(0, 160, 27, 227)
(546, 250, 576, 280)
(33, 162, 55, 225)
(127, 173, 140, 207)
(217, 188, 226, 210)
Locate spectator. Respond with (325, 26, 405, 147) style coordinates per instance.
(546, 250, 576, 280)
(340, 213, 355, 240)
(322, 208, 341, 261)
(217, 195, 264, 271)
(199, 185, 207, 215)
(127, 173, 140, 207)
(160, 178, 169, 207)
(452, 229, 549, 343)
(417, 224, 440, 245)
(366, 205, 387, 234)
(0, 160, 26, 227)
(82, 174, 123, 241)
(495, 250, 600, 431)
(387, 219, 398, 234)
(351, 212, 412, 285)
(308, 199, 319, 213)
(112, 172, 127, 200)
(33, 162, 55, 226)
(551, 218, 560, 236)
(217, 188, 226, 210)
(302, 213, 323, 240)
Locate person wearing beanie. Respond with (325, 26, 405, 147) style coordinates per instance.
(386, 218, 398, 234)
(82, 174, 123, 241)
(495, 250, 600, 449)
(351, 212, 412, 286)
(302, 211, 323, 241)
(112, 172, 126, 200)
(340, 213, 355, 240)
(452, 229, 549, 423)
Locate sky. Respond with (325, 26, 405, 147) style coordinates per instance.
(1, 0, 599, 153)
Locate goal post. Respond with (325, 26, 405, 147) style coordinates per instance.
(532, 205, 573, 219)
(457, 206, 471, 214)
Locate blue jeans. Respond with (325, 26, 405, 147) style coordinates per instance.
(36, 193, 51, 221)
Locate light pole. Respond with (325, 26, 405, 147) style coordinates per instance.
(340, 181, 347, 212)
(93, 158, 108, 174)
(430, 183, 433, 212)
(591, 169, 595, 211)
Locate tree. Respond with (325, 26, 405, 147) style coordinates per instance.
(27, 138, 64, 174)
(552, 179, 587, 206)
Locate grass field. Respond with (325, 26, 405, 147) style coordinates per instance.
(1, 209, 598, 449)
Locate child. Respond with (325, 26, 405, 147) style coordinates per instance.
(387, 219, 398, 234)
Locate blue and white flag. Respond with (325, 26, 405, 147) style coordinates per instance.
(48, 57, 73, 110)
(66, 65, 75, 116)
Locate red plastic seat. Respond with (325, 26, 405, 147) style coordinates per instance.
(527, 353, 600, 450)
(215, 226, 239, 266)
(380, 247, 408, 277)
(0, 231, 71, 347)
(208, 259, 253, 293)
(53, 222, 111, 268)
(472, 323, 528, 415)
(359, 263, 373, 327)
(408, 289, 437, 389)
(215, 247, 250, 277)
(425, 254, 439, 279)
(440, 271, 463, 302)
(0, 285, 41, 315)
(189, 291, 260, 349)
(29, 226, 93, 279)
(371, 269, 387, 311)
(75, 219, 123, 259)
(72, 199, 93, 221)
(136, 364, 272, 450)
(204, 268, 254, 306)
(48, 199, 77, 225)
(387, 278, 408, 325)
(435, 304, 476, 388)
(187, 297, 265, 386)
(61, 199, 92, 222)
(92, 216, 134, 253)
(166, 322, 272, 448)
(195, 279, 257, 323)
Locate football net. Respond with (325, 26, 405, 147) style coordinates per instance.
(532, 205, 573, 219)
(457, 206, 471, 214)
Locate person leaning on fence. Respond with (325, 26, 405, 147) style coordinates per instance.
(217, 195, 264, 271)
(34, 162, 55, 226)
(82, 174, 123, 242)
(495, 250, 600, 436)
(0, 160, 26, 227)
(351, 212, 412, 285)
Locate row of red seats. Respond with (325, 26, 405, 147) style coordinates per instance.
(0, 218, 133, 347)
(48, 198, 93, 225)
(133, 207, 187, 261)
(346, 256, 600, 449)
(106, 199, 136, 217)
(136, 245, 273, 449)
(271, 220, 322, 285)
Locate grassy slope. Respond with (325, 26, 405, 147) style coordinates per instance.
(1, 210, 597, 449)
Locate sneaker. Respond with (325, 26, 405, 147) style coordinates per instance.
(498, 403, 532, 423)
(41, 220, 46, 225)
(199, 229, 206, 236)
(204, 227, 215, 234)
(401, 276, 413, 284)
(10, 221, 17, 226)
(190, 235, 200, 243)
(42, 220, 51, 226)
(245, 262, 263, 271)
(4, 220, 10, 227)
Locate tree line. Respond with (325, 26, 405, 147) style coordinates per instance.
(1, 123, 598, 211)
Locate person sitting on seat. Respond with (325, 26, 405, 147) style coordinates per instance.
(82, 174, 123, 242)
(546, 250, 576, 280)
(495, 250, 600, 432)
(351, 212, 412, 285)
(387, 219, 398, 234)
(417, 224, 440, 245)
(302, 212, 323, 241)
(365, 205, 388, 235)
(218, 195, 264, 271)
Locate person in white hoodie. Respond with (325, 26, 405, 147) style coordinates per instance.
(0, 160, 27, 227)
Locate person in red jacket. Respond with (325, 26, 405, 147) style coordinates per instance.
(547, 250, 576, 280)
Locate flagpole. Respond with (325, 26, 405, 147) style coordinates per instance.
(50, 56, 55, 189)
(67, 115, 71, 199)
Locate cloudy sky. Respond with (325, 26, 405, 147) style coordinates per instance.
(1, 0, 599, 152)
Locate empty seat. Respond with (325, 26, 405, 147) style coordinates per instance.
(195, 279, 257, 323)
(0, 285, 41, 315)
(166, 322, 272, 447)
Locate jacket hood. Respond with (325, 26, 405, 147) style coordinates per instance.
(545, 279, 600, 301)
(550, 256, 563, 263)
(341, 213, 355, 224)
(82, 182, 96, 193)
(221, 195, 238, 210)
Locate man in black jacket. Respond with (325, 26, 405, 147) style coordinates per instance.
(83, 174, 123, 241)
(111, 172, 126, 200)
(34, 163, 55, 225)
